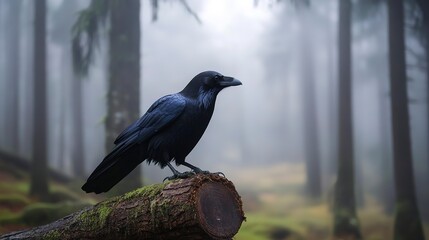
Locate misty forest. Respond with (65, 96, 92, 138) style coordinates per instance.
(0, 0, 428, 239)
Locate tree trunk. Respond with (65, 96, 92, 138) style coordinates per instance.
(4, 0, 21, 151)
(327, 22, 338, 177)
(388, 0, 425, 239)
(377, 65, 395, 215)
(30, 0, 49, 197)
(70, 50, 85, 178)
(57, 48, 66, 171)
(1, 174, 245, 240)
(426, 22, 429, 213)
(62, 0, 85, 178)
(19, 0, 35, 158)
(300, 12, 321, 199)
(51, 0, 83, 177)
(414, 0, 429, 221)
(105, 0, 141, 195)
(333, 0, 361, 238)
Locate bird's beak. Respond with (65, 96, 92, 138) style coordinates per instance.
(219, 76, 242, 87)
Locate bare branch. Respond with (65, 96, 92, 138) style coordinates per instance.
(179, 0, 202, 24)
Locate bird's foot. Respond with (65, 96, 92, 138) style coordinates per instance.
(192, 167, 210, 174)
(213, 171, 225, 177)
(192, 168, 225, 177)
(163, 171, 195, 182)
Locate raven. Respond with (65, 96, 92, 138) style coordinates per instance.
(82, 71, 242, 193)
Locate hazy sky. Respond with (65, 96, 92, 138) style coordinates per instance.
(2, 0, 426, 184)
(140, 0, 279, 180)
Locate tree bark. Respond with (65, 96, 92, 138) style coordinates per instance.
(52, 0, 85, 176)
(333, 0, 361, 238)
(70, 47, 85, 178)
(388, 0, 426, 239)
(1, 174, 245, 240)
(30, 0, 49, 197)
(377, 59, 394, 214)
(105, 0, 142, 194)
(300, 11, 321, 199)
(423, 8, 429, 219)
(4, 0, 21, 151)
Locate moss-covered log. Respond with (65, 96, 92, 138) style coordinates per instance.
(0, 173, 245, 240)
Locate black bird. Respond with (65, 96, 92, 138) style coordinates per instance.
(82, 71, 242, 193)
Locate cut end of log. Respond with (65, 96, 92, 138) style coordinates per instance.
(197, 181, 244, 239)
(159, 173, 245, 239)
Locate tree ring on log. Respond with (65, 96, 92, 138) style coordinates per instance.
(196, 181, 243, 239)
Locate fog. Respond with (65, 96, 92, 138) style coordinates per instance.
(0, 0, 428, 239)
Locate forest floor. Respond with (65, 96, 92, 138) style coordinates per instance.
(232, 162, 429, 240)
(0, 158, 97, 235)
(0, 158, 428, 239)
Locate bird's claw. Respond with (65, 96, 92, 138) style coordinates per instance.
(192, 168, 225, 177)
(214, 171, 225, 177)
(192, 167, 209, 174)
(163, 171, 196, 182)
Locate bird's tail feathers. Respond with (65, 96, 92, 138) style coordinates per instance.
(82, 135, 145, 193)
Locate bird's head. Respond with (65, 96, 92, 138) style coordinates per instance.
(181, 71, 242, 108)
(181, 71, 242, 101)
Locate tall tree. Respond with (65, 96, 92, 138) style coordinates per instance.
(413, 0, 429, 192)
(332, 0, 361, 238)
(299, 10, 321, 199)
(106, 0, 141, 193)
(30, 0, 49, 197)
(52, 0, 85, 177)
(354, 0, 394, 214)
(73, 0, 141, 193)
(388, 0, 425, 239)
(4, 0, 22, 151)
(377, 69, 395, 214)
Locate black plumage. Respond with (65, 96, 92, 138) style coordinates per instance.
(82, 71, 242, 194)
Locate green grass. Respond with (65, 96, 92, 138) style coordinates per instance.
(0, 194, 30, 208)
(0, 182, 29, 195)
(0, 210, 22, 225)
(231, 163, 429, 240)
(0, 162, 97, 234)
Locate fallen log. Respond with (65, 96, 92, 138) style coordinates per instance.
(1, 173, 245, 240)
(0, 150, 71, 183)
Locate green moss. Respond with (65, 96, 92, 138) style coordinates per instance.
(76, 182, 170, 231)
(15, 182, 30, 193)
(121, 181, 168, 201)
(149, 198, 173, 228)
(333, 207, 361, 239)
(236, 213, 304, 240)
(0, 182, 29, 194)
(43, 229, 61, 240)
(0, 210, 21, 224)
(77, 203, 113, 230)
(393, 200, 425, 240)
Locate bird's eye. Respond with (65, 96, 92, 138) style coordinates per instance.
(213, 75, 221, 81)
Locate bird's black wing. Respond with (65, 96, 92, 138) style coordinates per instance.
(82, 94, 186, 193)
(114, 94, 186, 145)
